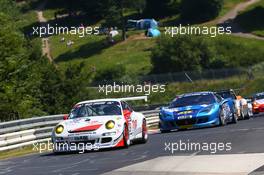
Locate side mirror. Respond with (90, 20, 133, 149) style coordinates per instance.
(220, 99, 228, 106)
(63, 114, 69, 120)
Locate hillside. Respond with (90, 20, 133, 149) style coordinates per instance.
(40, 0, 264, 80)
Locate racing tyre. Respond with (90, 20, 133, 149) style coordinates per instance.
(159, 122, 170, 133)
(53, 151, 63, 155)
(160, 129, 170, 133)
(123, 124, 130, 148)
(241, 109, 245, 120)
(245, 109, 251, 120)
(139, 119, 148, 144)
(219, 109, 226, 126)
(231, 113, 238, 124)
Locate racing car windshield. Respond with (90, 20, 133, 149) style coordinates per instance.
(69, 101, 122, 119)
(255, 94, 264, 100)
(170, 94, 216, 108)
(216, 92, 236, 99)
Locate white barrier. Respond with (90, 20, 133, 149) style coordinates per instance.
(0, 138, 51, 151)
(0, 110, 159, 151)
(0, 129, 36, 147)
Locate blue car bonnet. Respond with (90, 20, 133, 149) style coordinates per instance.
(161, 104, 215, 118)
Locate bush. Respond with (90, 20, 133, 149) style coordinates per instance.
(151, 35, 215, 73)
(151, 35, 264, 74)
(213, 37, 264, 68)
(0, 0, 19, 19)
(180, 0, 224, 22)
(94, 65, 128, 84)
(235, 2, 264, 37)
(144, 0, 180, 18)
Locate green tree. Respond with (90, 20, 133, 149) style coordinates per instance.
(0, 13, 45, 120)
(0, 1, 95, 121)
(144, 0, 180, 18)
(151, 35, 216, 73)
(180, 0, 224, 22)
(60, 63, 93, 110)
(94, 65, 127, 84)
(99, 0, 150, 41)
(128, 0, 146, 15)
(98, 0, 128, 40)
(0, 0, 19, 19)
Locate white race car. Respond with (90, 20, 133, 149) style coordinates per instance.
(52, 98, 148, 152)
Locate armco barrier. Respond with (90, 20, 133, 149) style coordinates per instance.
(0, 110, 159, 151)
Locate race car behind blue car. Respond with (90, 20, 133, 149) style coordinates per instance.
(159, 92, 237, 132)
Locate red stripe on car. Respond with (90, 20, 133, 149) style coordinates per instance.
(73, 124, 102, 132)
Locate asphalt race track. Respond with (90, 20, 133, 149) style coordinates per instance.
(1, 115, 264, 175)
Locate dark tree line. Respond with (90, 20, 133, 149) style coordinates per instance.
(180, 0, 224, 22)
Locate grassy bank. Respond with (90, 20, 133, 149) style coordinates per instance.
(39, 0, 263, 80)
(51, 33, 155, 77)
(0, 146, 39, 160)
(50, 33, 264, 78)
(86, 74, 263, 107)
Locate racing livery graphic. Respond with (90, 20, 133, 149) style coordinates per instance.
(52, 98, 148, 152)
(159, 92, 237, 132)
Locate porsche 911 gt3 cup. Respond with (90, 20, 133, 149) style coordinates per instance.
(52, 98, 148, 152)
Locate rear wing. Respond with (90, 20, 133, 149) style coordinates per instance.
(118, 96, 148, 102)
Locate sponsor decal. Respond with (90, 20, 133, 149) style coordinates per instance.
(178, 115, 193, 120)
(178, 110, 193, 115)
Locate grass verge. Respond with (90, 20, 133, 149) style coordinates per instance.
(0, 146, 40, 160)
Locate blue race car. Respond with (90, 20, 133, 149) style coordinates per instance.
(216, 89, 246, 120)
(216, 90, 237, 116)
(159, 92, 237, 132)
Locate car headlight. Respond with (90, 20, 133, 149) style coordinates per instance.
(105, 120, 115, 130)
(253, 101, 259, 106)
(55, 125, 64, 134)
(199, 105, 214, 114)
